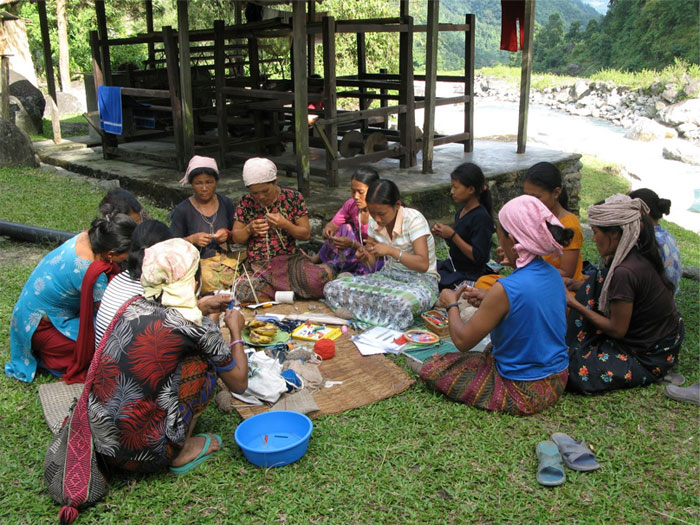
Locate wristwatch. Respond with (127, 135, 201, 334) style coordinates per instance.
(445, 302, 459, 311)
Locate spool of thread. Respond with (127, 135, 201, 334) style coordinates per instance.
(275, 291, 295, 304)
(314, 338, 335, 360)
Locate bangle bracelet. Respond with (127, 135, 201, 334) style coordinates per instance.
(229, 338, 244, 348)
(397, 250, 403, 263)
(445, 302, 459, 312)
(449, 231, 457, 241)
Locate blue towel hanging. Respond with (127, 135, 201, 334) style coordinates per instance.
(97, 85, 123, 135)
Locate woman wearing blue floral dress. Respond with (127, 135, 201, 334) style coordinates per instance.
(6, 215, 135, 383)
(566, 195, 683, 393)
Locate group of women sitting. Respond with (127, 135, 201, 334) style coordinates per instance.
(7, 156, 686, 476)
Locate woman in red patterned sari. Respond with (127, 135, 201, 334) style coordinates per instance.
(89, 238, 248, 473)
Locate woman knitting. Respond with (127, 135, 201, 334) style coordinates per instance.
(6, 214, 136, 383)
(312, 166, 384, 275)
(170, 155, 237, 293)
(420, 195, 571, 416)
(430, 162, 495, 289)
(88, 238, 248, 474)
(323, 179, 439, 330)
(566, 194, 683, 393)
(231, 157, 333, 300)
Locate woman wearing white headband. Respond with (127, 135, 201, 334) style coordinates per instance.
(566, 194, 683, 393)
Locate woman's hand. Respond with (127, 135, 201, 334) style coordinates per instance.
(212, 228, 229, 244)
(189, 232, 213, 248)
(330, 236, 355, 250)
(248, 218, 269, 236)
(431, 223, 454, 240)
(439, 284, 467, 307)
(463, 286, 486, 308)
(266, 212, 288, 229)
(496, 246, 511, 266)
(366, 239, 393, 258)
(355, 246, 369, 262)
(224, 307, 245, 335)
(563, 274, 589, 292)
(198, 293, 233, 315)
(322, 222, 339, 239)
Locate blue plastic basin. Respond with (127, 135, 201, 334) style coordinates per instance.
(234, 410, 313, 467)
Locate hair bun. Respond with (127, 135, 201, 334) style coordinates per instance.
(658, 198, 671, 216)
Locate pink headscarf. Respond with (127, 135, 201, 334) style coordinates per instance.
(180, 155, 219, 185)
(498, 195, 565, 268)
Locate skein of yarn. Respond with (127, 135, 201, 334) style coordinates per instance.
(314, 338, 335, 360)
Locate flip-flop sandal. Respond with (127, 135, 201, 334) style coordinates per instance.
(551, 432, 600, 472)
(536, 441, 566, 487)
(170, 433, 222, 475)
(661, 372, 685, 386)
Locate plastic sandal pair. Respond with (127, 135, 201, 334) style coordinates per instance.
(536, 433, 600, 487)
(169, 433, 222, 475)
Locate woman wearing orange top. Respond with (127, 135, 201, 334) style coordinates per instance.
(475, 162, 584, 291)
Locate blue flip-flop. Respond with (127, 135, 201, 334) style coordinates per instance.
(536, 441, 566, 487)
(170, 433, 222, 475)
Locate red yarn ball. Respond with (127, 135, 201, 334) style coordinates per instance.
(314, 338, 335, 360)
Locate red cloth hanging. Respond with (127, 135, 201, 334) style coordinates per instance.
(501, 0, 525, 52)
(62, 260, 120, 384)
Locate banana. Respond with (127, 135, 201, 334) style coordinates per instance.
(249, 331, 273, 344)
(246, 320, 267, 329)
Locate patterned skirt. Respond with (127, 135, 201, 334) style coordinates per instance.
(420, 349, 569, 416)
(323, 265, 439, 330)
(317, 224, 384, 276)
(239, 253, 334, 301)
(102, 355, 216, 473)
(566, 266, 684, 394)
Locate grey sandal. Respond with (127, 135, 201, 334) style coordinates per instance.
(664, 382, 700, 406)
(551, 432, 600, 472)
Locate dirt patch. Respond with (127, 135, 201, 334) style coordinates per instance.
(0, 238, 51, 269)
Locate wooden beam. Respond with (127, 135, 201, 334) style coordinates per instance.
(307, 0, 316, 75)
(162, 26, 185, 170)
(422, 0, 439, 174)
(0, 56, 9, 120)
(177, 0, 195, 162)
(36, 1, 57, 103)
(94, 0, 112, 85)
(379, 67, 389, 128)
(464, 13, 475, 153)
(517, 0, 535, 153)
(322, 16, 338, 187)
(356, 31, 368, 134)
(292, 0, 310, 196)
(398, 15, 416, 168)
(399, 1, 409, 18)
(145, 0, 155, 65)
(214, 20, 226, 168)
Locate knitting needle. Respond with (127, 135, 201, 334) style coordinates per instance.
(242, 266, 260, 305)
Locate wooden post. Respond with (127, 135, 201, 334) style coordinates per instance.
(400, 0, 410, 17)
(94, 0, 112, 85)
(214, 20, 226, 167)
(307, 0, 316, 75)
(517, 0, 535, 153)
(145, 0, 155, 66)
(421, 0, 439, 174)
(322, 16, 338, 187)
(36, 1, 57, 103)
(464, 13, 475, 153)
(292, 1, 310, 196)
(398, 15, 416, 168)
(357, 32, 368, 134)
(177, 0, 195, 162)
(380, 67, 389, 129)
(162, 26, 185, 170)
(247, 36, 264, 151)
(0, 56, 9, 120)
(89, 30, 117, 158)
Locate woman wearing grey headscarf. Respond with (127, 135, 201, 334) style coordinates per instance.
(565, 194, 683, 394)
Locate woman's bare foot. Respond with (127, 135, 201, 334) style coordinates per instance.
(170, 433, 220, 467)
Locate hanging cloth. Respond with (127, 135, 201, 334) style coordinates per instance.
(501, 0, 525, 52)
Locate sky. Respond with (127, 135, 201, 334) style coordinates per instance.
(582, 0, 609, 14)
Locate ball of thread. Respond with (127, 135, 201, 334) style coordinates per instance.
(314, 338, 335, 360)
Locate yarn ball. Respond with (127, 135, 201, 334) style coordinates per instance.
(281, 369, 302, 392)
(314, 338, 335, 360)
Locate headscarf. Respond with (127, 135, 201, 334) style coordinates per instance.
(587, 193, 649, 314)
(498, 195, 565, 269)
(141, 238, 202, 325)
(242, 157, 277, 187)
(180, 155, 219, 185)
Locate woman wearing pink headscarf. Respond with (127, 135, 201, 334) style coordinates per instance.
(420, 195, 572, 416)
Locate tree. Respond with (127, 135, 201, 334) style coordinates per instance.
(56, 0, 70, 90)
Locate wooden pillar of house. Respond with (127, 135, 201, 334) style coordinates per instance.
(380, 67, 389, 129)
(399, 0, 409, 17)
(322, 16, 338, 188)
(398, 15, 416, 169)
(464, 13, 475, 153)
(145, 0, 155, 66)
(421, 0, 439, 174)
(292, 1, 310, 196)
(214, 20, 226, 167)
(0, 55, 10, 120)
(94, 0, 112, 85)
(517, 0, 535, 153)
(36, 1, 57, 102)
(89, 30, 116, 157)
(177, 0, 194, 163)
(356, 32, 368, 134)
(247, 34, 264, 150)
(162, 26, 185, 170)
(307, 0, 315, 75)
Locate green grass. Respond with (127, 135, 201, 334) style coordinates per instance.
(28, 114, 89, 141)
(0, 163, 698, 523)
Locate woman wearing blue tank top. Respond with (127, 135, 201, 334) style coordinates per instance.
(420, 195, 572, 416)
